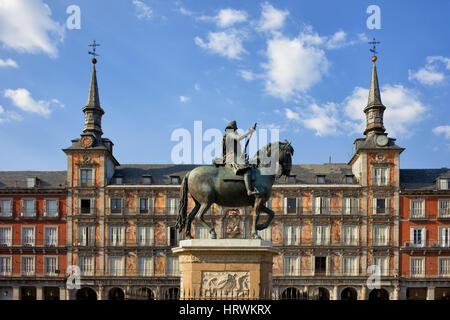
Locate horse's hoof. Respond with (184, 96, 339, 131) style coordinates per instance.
(186, 233, 194, 240)
(251, 233, 262, 240)
(210, 231, 217, 239)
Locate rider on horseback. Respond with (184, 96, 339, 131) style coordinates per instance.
(222, 120, 260, 196)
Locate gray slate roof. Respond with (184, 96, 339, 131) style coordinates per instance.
(400, 168, 450, 190)
(0, 171, 67, 189)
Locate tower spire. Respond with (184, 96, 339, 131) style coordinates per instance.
(82, 41, 104, 139)
(363, 38, 386, 136)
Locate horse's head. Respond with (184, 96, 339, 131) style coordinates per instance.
(279, 140, 294, 177)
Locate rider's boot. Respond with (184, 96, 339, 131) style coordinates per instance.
(244, 172, 260, 196)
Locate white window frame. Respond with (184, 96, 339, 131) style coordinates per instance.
(372, 225, 389, 246)
(438, 199, 450, 218)
(0, 198, 13, 217)
(109, 226, 125, 246)
(438, 257, 450, 277)
(166, 256, 179, 276)
(77, 225, 95, 246)
(194, 224, 210, 239)
(283, 256, 299, 276)
(284, 197, 299, 215)
(410, 257, 425, 278)
(343, 197, 359, 215)
(110, 197, 124, 215)
(44, 226, 59, 247)
(372, 256, 389, 276)
(78, 255, 94, 276)
(410, 227, 427, 247)
(313, 225, 330, 245)
(410, 199, 425, 218)
(439, 178, 449, 190)
(21, 198, 36, 217)
(284, 225, 299, 245)
(79, 198, 95, 215)
(108, 256, 125, 276)
(372, 197, 390, 215)
(0, 226, 12, 247)
(21, 255, 35, 276)
(439, 227, 450, 247)
(259, 225, 272, 242)
(0, 255, 12, 276)
(44, 198, 59, 217)
(44, 256, 58, 275)
(167, 197, 178, 215)
(137, 226, 154, 246)
(313, 197, 330, 215)
(342, 256, 359, 276)
(138, 256, 154, 276)
(373, 167, 389, 186)
(342, 225, 359, 246)
(21, 226, 35, 247)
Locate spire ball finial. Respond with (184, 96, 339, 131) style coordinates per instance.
(372, 56, 377, 62)
(92, 58, 97, 64)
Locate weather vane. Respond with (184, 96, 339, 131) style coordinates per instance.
(368, 37, 380, 62)
(88, 40, 100, 64)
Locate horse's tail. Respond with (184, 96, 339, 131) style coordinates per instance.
(176, 171, 190, 231)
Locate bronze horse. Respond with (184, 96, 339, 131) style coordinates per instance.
(176, 141, 294, 239)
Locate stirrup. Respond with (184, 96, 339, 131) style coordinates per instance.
(247, 189, 260, 196)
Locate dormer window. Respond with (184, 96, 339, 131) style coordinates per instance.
(317, 175, 325, 184)
(288, 175, 296, 184)
(142, 176, 152, 185)
(439, 178, 448, 190)
(115, 177, 123, 185)
(345, 175, 354, 184)
(27, 177, 39, 188)
(170, 176, 180, 185)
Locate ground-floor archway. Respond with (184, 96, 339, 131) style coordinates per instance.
(281, 287, 302, 300)
(165, 287, 180, 300)
(76, 287, 97, 300)
(133, 287, 155, 300)
(435, 287, 450, 300)
(341, 287, 358, 300)
(108, 287, 125, 300)
(310, 287, 330, 300)
(20, 287, 36, 301)
(0, 287, 13, 300)
(44, 287, 60, 300)
(406, 287, 427, 300)
(369, 288, 389, 301)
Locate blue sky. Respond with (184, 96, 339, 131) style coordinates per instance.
(0, 0, 449, 170)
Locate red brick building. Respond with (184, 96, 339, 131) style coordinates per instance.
(0, 172, 67, 300)
(399, 170, 450, 299)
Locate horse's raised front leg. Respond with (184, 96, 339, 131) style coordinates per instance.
(256, 204, 275, 231)
(185, 201, 201, 239)
(251, 197, 263, 239)
(197, 202, 217, 239)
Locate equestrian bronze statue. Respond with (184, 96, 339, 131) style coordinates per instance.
(176, 121, 294, 239)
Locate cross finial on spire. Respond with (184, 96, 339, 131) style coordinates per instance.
(88, 40, 100, 64)
(368, 37, 380, 62)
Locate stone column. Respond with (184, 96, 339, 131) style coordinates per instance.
(360, 286, 367, 300)
(59, 287, 67, 300)
(13, 287, 19, 300)
(427, 287, 435, 300)
(36, 287, 43, 300)
(98, 285, 103, 300)
(332, 286, 339, 300)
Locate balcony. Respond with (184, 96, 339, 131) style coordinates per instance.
(401, 240, 450, 250)
(409, 209, 429, 220)
(272, 206, 362, 217)
(438, 209, 450, 219)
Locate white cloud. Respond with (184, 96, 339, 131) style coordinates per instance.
(194, 83, 200, 91)
(0, 105, 23, 123)
(216, 8, 247, 28)
(0, 0, 65, 57)
(284, 104, 339, 136)
(132, 0, 152, 20)
(343, 84, 428, 137)
(263, 34, 329, 100)
(433, 125, 450, 139)
(326, 30, 354, 49)
(240, 70, 256, 81)
(3, 88, 62, 116)
(195, 30, 246, 60)
(409, 55, 450, 85)
(0, 58, 18, 68)
(179, 96, 190, 103)
(257, 2, 289, 32)
(284, 108, 300, 121)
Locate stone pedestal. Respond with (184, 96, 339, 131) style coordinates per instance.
(172, 239, 278, 300)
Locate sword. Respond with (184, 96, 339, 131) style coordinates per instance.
(243, 123, 257, 162)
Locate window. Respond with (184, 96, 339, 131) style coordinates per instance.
(313, 225, 330, 245)
(0, 199, 12, 217)
(284, 225, 298, 245)
(22, 227, 35, 246)
(44, 256, 58, 275)
(139, 198, 153, 214)
(168, 226, 178, 246)
(0, 256, 12, 275)
(372, 197, 390, 215)
(137, 226, 154, 246)
(44, 227, 58, 247)
(343, 198, 359, 215)
(345, 175, 354, 184)
(115, 177, 123, 184)
(439, 227, 450, 247)
(342, 225, 358, 246)
(373, 225, 389, 246)
(439, 258, 450, 277)
(410, 199, 425, 218)
(80, 169, 93, 186)
(0, 227, 12, 246)
(108, 256, 124, 276)
(138, 256, 154, 276)
(439, 178, 449, 190)
(372, 256, 389, 276)
(109, 226, 125, 246)
(44, 199, 58, 217)
(285, 198, 298, 214)
(288, 175, 296, 184)
(195, 225, 210, 239)
(79, 256, 94, 276)
(21, 256, 35, 275)
(439, 199, 450, 218)
(166, 256, 179, 276)
(80, 199, 93, 215)
(167, 197, 178, 215)
(110, 198, 122, 214)
(373, 167, 389, 186)
(411, 227, 426, 247)
(21, 199, 35, 217)
(78, 226, 94, 246)
(170, 176, 180, 185)
(313, 197, 330, 215)
(283, 256, 299, 275)
(259, 226, 272, 242)
(142, 176, 152, 184)
(317, 176, 325, 184)
(410, 257, 425, 277)
(342, 256, 358, 276)
(314, 257, 327, 275)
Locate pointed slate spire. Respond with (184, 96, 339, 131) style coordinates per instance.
(82, 58, 104, 137)
(363, 56, 386, 136)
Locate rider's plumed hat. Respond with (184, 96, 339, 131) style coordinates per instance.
(225, 120, 237, 130)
